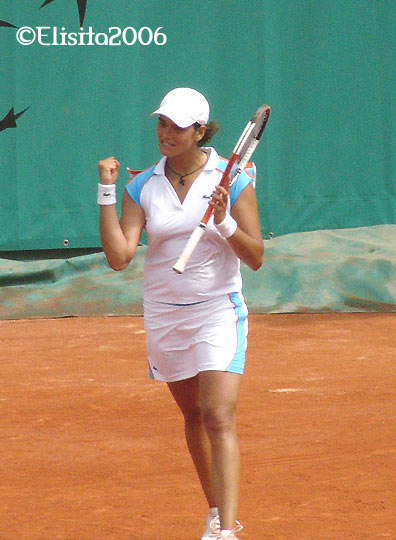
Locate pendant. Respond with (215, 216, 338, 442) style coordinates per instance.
(179, 177, 185, 186)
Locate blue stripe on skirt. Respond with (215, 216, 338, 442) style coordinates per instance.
(227, 292, 248, 374)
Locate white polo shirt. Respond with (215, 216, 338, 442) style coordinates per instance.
(126, 147, 254, 305)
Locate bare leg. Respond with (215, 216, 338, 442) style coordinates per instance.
(199, 370, 241, 531)
(167, 376, 217, 508)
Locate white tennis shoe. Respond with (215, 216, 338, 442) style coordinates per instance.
(201, 509, 220, 539)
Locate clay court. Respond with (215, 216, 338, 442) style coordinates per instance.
(1, 313, 395, 540)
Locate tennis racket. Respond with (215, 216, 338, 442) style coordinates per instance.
(172, 104, 271, 274)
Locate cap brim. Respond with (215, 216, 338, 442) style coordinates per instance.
(149, 107, 196, 128)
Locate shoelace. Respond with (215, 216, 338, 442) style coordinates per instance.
(211, 520, 243, 539)
(209, 515, 221, 536)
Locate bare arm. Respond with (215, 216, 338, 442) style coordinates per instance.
(210, 183, 264, 271)
(98, 157, 145, 271)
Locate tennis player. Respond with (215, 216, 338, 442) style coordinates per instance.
(97, 88, 264, 540)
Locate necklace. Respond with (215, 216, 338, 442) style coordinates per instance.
(166, 156, 207, 186)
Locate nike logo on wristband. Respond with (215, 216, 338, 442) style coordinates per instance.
(203, 195, 211, 199)
(103, 192, 111, 196)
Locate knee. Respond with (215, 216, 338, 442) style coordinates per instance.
(182, 404, 204, 428)
(202, 405, 237, 436)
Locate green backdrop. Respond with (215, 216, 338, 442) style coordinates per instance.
(1, 0, 395, 251)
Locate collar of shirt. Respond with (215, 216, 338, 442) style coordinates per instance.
(153, 147, 219, 176)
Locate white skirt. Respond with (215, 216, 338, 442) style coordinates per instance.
(143, 292, 248, 382)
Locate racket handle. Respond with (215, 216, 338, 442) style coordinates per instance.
(172, 224, 206, 274)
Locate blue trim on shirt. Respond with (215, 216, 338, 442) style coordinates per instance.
(126, 164, 156, 207)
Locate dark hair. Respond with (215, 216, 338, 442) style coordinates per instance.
(194, 120, 219, 147)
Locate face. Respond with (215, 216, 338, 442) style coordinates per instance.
(156, 115, 205, 157)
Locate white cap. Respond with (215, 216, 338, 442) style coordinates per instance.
(150, 87, 209, 128)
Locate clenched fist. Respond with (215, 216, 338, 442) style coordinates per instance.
(98, 156, 120, 185)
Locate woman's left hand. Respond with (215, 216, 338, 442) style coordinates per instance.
(209, 185, 229, 224)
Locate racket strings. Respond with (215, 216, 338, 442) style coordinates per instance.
(233, 122, 255, 154)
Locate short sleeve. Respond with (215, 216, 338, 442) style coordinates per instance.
(125, 164, 156, 207)
(229, 166, 255, 206)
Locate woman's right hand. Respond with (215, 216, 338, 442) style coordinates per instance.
(98, 156, 120, 185)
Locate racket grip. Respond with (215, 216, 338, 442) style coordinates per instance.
(172, 224, 206, 274)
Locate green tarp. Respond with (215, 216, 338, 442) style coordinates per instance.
(1, 225, 395, 320)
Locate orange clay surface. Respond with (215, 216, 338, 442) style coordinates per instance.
(0, 313, 395, 540)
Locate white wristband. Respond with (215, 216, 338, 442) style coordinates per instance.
(215, 212, 237, 239)
(97, 183, 116, 205)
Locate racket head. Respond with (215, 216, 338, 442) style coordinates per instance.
(235, 104, 270, 161)
(228, 104, 270, 187)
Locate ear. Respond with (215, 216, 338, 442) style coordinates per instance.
(194, 124, 207, 143)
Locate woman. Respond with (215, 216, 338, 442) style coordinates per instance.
(97, 88, 264, 540)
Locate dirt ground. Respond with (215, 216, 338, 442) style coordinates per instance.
(0, 313, 395, 540)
